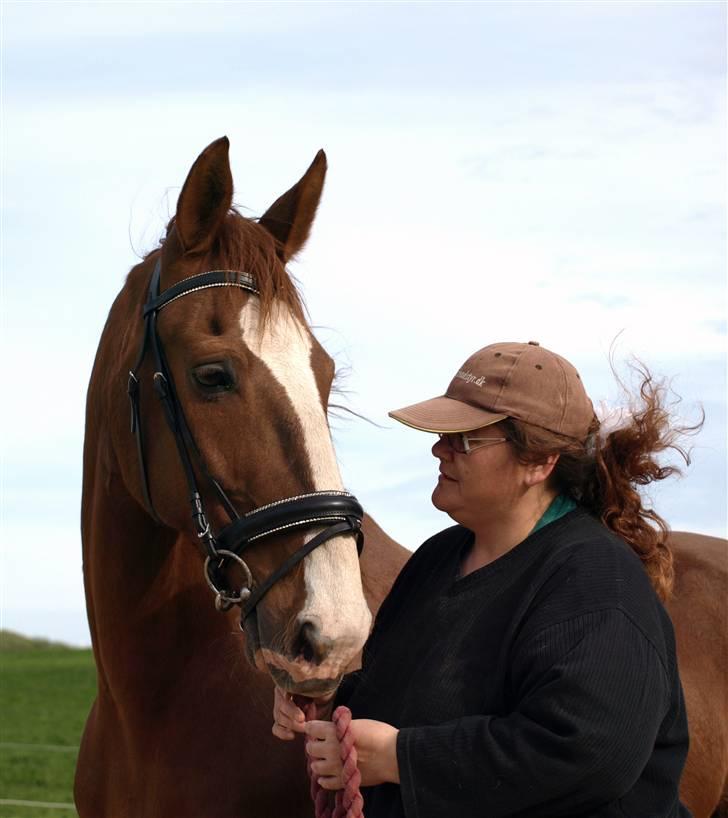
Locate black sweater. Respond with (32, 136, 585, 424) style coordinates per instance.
(336, 509, 691, 817)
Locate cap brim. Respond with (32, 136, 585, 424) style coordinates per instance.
(388, 395, 507, 433)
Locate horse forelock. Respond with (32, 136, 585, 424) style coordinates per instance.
(144, 208, 306, 327)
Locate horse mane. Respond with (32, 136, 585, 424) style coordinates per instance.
(148, 207, 306, 325)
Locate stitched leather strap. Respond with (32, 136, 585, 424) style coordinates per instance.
(143, 270, 258, 316)
(216, 493, 364, 552)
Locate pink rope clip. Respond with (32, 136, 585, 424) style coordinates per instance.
(306, 704, 364, 818)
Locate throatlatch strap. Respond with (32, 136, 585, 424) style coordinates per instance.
(127, 370, 161, 524)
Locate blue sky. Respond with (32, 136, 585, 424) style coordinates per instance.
(1, 1, 725, 646)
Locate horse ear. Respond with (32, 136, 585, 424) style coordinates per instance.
(258, 150, 327, 262)
(175, 137, 233, 254)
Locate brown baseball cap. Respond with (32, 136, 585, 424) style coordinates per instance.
(389, 341, 596, 440)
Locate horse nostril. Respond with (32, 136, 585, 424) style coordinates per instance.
(293, 620, 333, 665)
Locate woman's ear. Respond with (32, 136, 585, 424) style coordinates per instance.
(524, 453, 560, 488)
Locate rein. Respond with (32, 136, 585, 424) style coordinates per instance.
(127, 258, 364, 617)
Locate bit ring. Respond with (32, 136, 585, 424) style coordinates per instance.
(204, 549, 253, 609)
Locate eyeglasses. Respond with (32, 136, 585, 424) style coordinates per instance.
(437, 433, 509, 455)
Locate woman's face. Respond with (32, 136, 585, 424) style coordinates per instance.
(431, 422, 531, 529)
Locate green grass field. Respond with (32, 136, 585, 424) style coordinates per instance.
(0, 631, 96, 818)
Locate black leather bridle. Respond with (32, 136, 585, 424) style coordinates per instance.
(127, 258, 364, 618)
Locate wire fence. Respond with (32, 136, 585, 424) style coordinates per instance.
(0, 800, 76, 812)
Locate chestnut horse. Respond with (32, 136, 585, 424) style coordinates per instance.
(76, 137, 727, 817)
(76, 136, 407, 817)
(669, 532, 728, 817)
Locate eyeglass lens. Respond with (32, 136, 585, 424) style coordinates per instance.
(439, 433, 467, 453)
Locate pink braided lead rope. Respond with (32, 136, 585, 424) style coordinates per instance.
(305, 703, 364, 818)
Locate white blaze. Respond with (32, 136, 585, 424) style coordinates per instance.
(239, 300, 371, 670)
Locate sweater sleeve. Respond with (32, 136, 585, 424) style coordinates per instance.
(396, 608, 671, 817)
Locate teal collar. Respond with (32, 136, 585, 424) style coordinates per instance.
(531, 494, 577, 535)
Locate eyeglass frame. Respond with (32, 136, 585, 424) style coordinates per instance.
(437, 432, 509, 455)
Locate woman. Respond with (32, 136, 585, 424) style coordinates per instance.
(273, 340, 693, 817)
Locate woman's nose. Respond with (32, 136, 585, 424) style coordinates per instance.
(432, 436, 452, 460)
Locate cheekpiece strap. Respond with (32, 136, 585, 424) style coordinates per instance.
(128, 259, 258, 527)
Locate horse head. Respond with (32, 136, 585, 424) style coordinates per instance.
(110, 137, 371, 699)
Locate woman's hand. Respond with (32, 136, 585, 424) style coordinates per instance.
(271, 686, 335, 740)
(304, 718, 400, 790)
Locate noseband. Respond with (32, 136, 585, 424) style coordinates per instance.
(127, 258, 364, 617)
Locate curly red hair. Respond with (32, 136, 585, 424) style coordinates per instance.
(503, 363, 702, 601)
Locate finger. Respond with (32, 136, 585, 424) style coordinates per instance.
(273, 698, 305, 733)
(317, 775, 344, 791)
(274, 686, 303, 714)
(310, 759, 342, 776)
(275, 712, 306, 734)
(274, 689, 306, 725)
(271, 723, 296, 741)
(305, 736, 339, 758)
(303, 720, 336, 741)
(272, 709, 291, 729)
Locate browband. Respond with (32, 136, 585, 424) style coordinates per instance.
(143, 270, 258, 316)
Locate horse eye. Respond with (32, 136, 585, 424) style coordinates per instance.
(192, 363, 234, 392)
